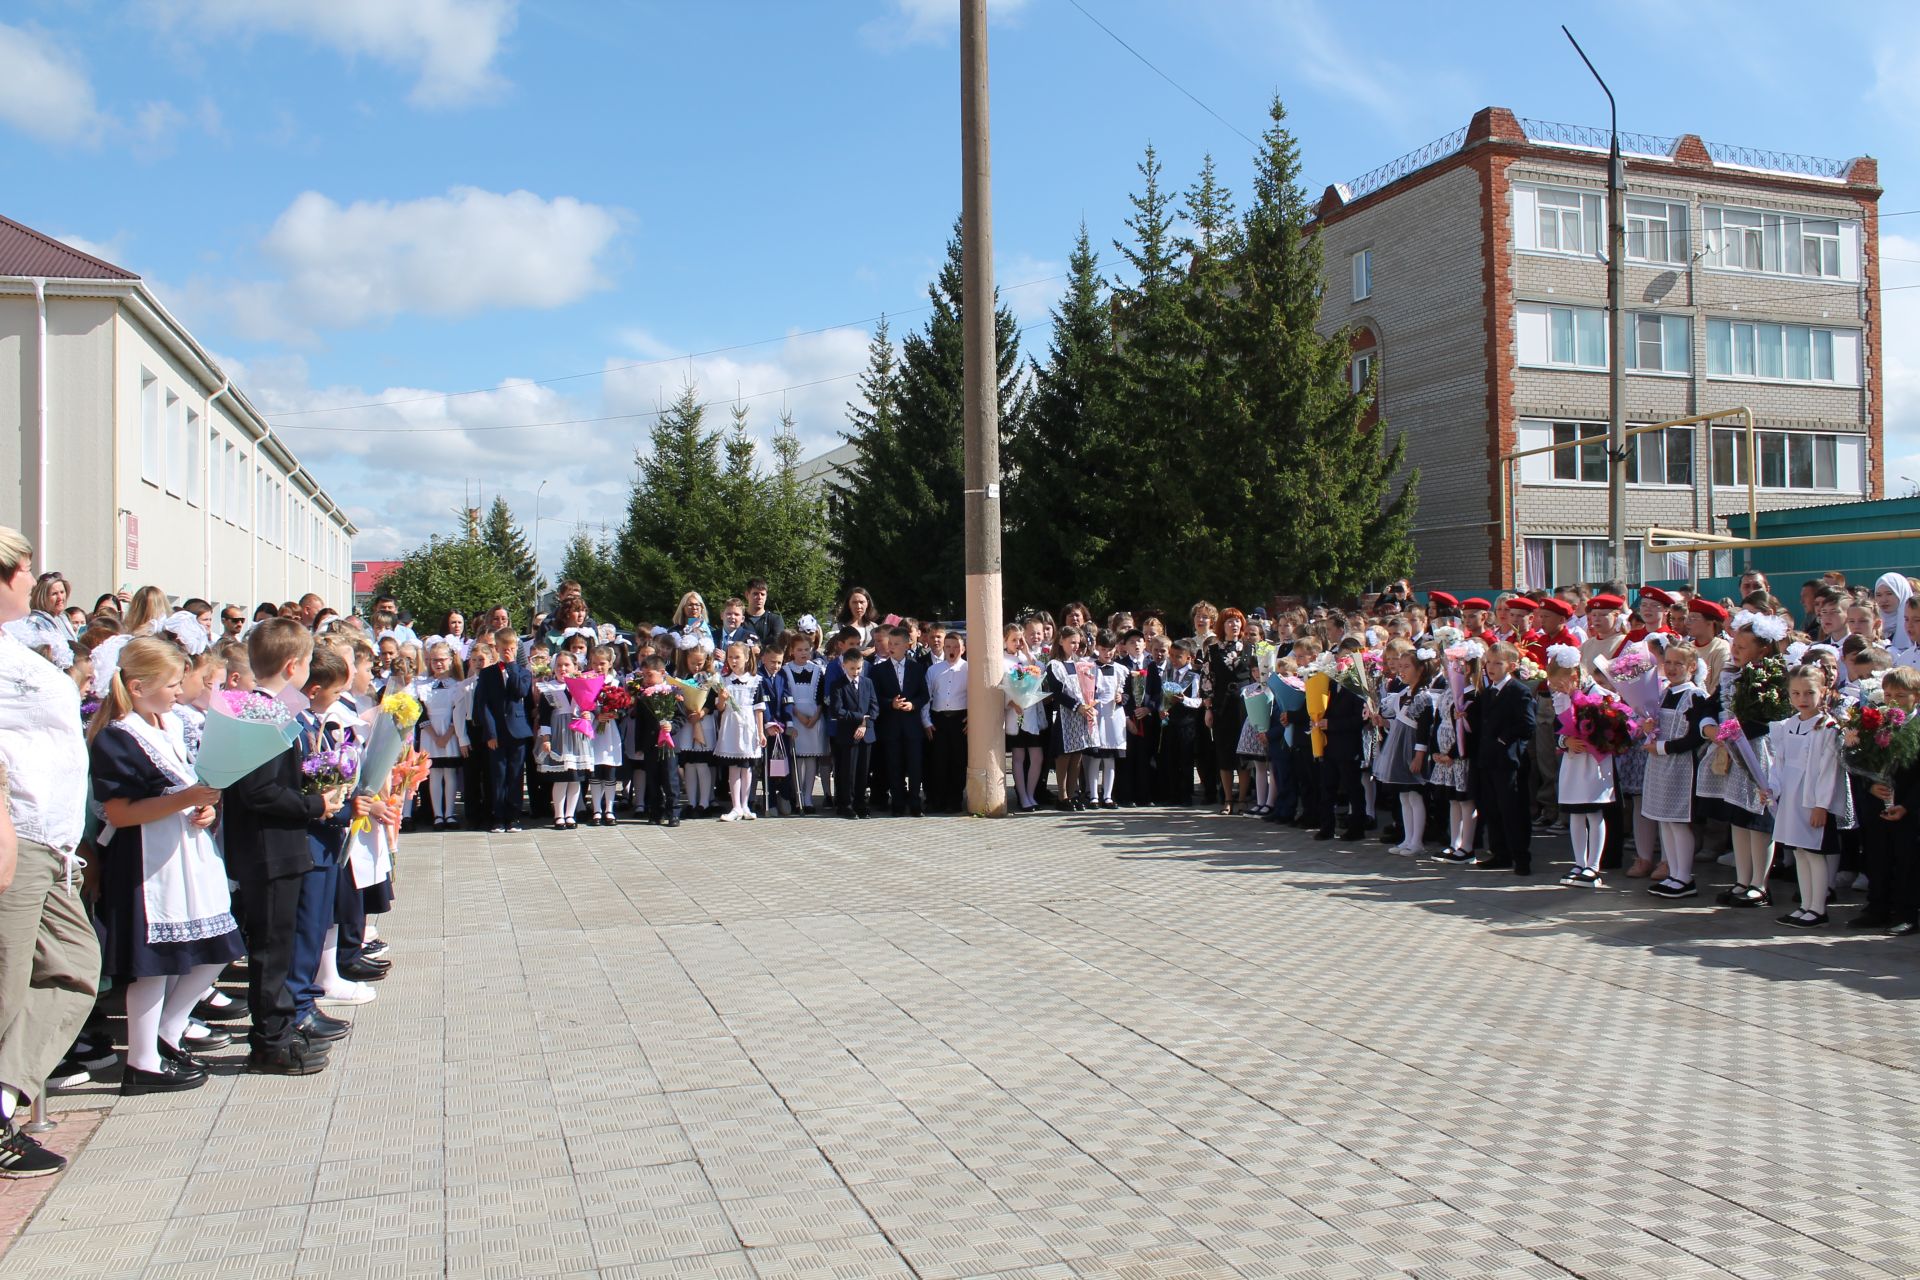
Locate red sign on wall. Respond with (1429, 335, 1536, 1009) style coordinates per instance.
(125, 515, 139, 570)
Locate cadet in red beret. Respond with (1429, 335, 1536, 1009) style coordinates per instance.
(1685, 598, 1732, 686)
(1499, 596, 1539, 644)
(1626, 587, 1677, 643)
(1460, 598, 1495, 641)
(1428, 591, 1460, 617)
(1524, 598, 1576, 668)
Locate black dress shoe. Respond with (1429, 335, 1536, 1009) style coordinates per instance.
(339, 960, 388, 982)
(1341, 826, 1368, 842)
(158, 1040, 212, 1072)
(1472, 857, 1514, 870)
(194, 995, 250, 1023)
(855, 809, 872, 820)
(358, 953, 393, 971)
(121, 1058, 207, 1095)
(180, 1023, 232, 1052)
(665, 816, 680, 828)
(296, 1012, 352, 1042)
(247, 1042, 327, 1076)
(1313, 828, 1336, 841)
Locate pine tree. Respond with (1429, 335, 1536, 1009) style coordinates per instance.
(557, 527, 622, 625)
(1229, 97, 1416, 597)
(1006, 223, 1119, 616)
(610, 384, 728, 621)
(829, 317, 903, 597)
(479, 495, 539, 604)
(766, 409, 837, 620)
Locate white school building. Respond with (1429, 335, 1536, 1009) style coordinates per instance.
(0, 213, 354, 610)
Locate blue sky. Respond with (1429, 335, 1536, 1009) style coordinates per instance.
(5, 0, 1920, 565)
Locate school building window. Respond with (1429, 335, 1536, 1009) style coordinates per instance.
(1623, 426, 1694, 486)
(1626, 198, 1689, 265)
(1710, 428, 1865, 492)
(1517, 303, 1608, 370)
(1629, 313, 1689, 374)
(1351, 249, 1372, 301)
(1525, 537, 1642, 589)
(164, 392, 185, 496)
(1513, 184, 1604, 257)
(1705, 318, 1859, 385)
(1703, 205, 1858, 280)
(1350, 351, 1374, 395)
(140, 371, 162, 485)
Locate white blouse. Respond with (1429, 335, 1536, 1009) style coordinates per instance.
(0, 630, 88, 853)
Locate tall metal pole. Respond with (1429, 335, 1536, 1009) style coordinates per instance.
(961, 0, 1007, 816)
(1565, 27, 1628, 585)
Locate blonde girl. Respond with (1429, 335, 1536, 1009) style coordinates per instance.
(1427, 642, 1480, 863)
(86, 638, 236, 1094)
(674, 645, 719, 814)
(712, 642, 767, 821)
(1763, 664, 1854, 927)
(1005, 620, 1048, 812)
(417, 641, 470, 828)
(1641, 642, 1710, 899)
(535, 650, 590, 830)
(585, 645, 623, 824)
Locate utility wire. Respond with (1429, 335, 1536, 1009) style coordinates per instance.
(1063, 0, 1257, 148)
(275, 272, 1071, 417)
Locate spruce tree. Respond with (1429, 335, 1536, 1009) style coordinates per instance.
(829, 318, 903, 599)
(557, 527, 623, 625)
(766, 409, 837, 620)
(1006, 223, 1119, 616)
(1229, 97, 1416, 597)
(611, 384, 728, 621)
(480, 495, 539, 603)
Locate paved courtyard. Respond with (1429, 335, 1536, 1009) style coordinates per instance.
(7, 810, 1920, 1279)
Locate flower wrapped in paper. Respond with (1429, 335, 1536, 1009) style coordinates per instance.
(195, 689, 302, 788)
(563, 673, 605, 736)
(1304, 667, 1331, 758)
(1730, 655, 1791, 726)
(595, 683, 633, 722)
(1004, 663, 1049, 710)
(1555, 691, 1641, 756)
(1842, 695, 1920, 784)
(673, 675, 712, 715)
(346, 693, 424, 837)
(639, 683, 681, 751)
(300, 743, 361, 794)
(1442, 643, 1480, 751)
(1240, 681, 1273, 734)
(1714, 720, 1772, 800)
(1595, 647, 1662, 723)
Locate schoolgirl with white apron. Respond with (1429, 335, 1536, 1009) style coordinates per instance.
(785, 656, 830, 814)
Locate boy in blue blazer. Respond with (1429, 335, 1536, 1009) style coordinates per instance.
(827, 649, 878, 819)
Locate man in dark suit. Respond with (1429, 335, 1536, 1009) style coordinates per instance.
(827, 649, 878, 818)
(1471, 642, 1537, 875)
(869, 626, 931, 816)
(473, 626, 535, 833)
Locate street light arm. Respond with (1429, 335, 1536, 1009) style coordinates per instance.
(1562, 26, 1614, 133)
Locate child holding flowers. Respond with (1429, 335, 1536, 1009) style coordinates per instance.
(712, 642, 767, 822)
(1762, 664, 1855, 927)
(1004, 620, 1050, 813)
(1640, 642, 1712, 899)
(1545, 644, 1625, 887)
(535, 649, 592, 830)
(585, 645, 629, 826)
(1843, 664, 1920, 933)
(1700, 613, 1792, 908)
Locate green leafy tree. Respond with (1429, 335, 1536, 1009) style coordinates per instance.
(1227, 98, 1415, 597)
(376, 527, 526, 633)
(1006, 223, 1121, 616)
(833, 223, 1026, 618)
(479, 494, 539, 605)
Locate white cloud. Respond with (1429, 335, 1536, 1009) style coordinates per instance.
(155, 0, 516, 107)
(1878, 232, 1920, 496)
(205, 187, 626, 341)
(0, 23, 106, 145)
(862, 0, 1031, 50)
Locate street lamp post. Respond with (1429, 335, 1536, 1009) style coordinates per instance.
(531, 479, 549, 624)
(1564, 26, 1628, 586)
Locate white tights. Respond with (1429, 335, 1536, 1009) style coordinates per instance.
(1731, 824, 1774, 888)
(1658, 821, 1696, 883)
(1570, 812, 1607, 873)
(1249, 761, 1273, 810)
(795, 756, 820, 808)
(589, 779, 616, 817)
(683, 763, 713, 810)
(1081, 757, 1117, 803)
(429, 769, 458, 820)
(1012, 748, 1042, 807)
(551, 780, 581, 822)
(728, 766, 754, 815)
(123, 963, 225, 1072)
(1397, 790, 1427, 853)
(1449, 799, 1477, 854)
(1795, 847, 1839, 914)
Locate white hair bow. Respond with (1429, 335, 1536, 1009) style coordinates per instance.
(1546, 644, 1583, 670)
(90, 634, 132, 697)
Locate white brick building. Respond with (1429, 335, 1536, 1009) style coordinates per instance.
(1312, 108, 1882, 591)
(0, 214, 354, 609)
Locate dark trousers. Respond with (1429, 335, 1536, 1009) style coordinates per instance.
(833, 739, 872, 813)
(1475, 757, 1533, 870)
(928, 711, 967, 811)
(465, 732, 492, 828)
(1121, 718, 1158, 805)
(1316, 746, 1366, 833)
(236, 869, 304, 1051)
(1858, 791, 1919, 921)
(1157, 713, 1198, 804)
(334, 862, 367, 967)
(489, 738, 529, 827)
(1269, 732, 1298, 822)
(645, 747, 681, 819)
(880, 725, 924, 813)
(288, 857, 339, 1023)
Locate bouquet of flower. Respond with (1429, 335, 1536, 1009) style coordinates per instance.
(1302, 653, 1335, 757)
(1597, 647, 1662, 724)
(218, 689, 298, 725)
(673, 675, 713, 715)
(529, 658, 554, 680)
(1442, 642, 1481, 750)
(594, 682, 633, 723)
(638, 682, 681, 751)
(1251, 641, 1278, 680)
(300, 743, 361, 794)
(1005, 662, 1049, 710)
(1330, 653, 1369, 697)
(1555, 690, 1641, 756)
(1730, 656, 1791, 727)
(1713, 720, 1772, 799)
(1359, 649, 1384, 679)
(1843, 697, 1920, 784)
(1074, 659, 1098, 724)
(563, 673, 605, 736)
(1241, 682, 1273, 734)
(347, 692, 424, 837)
(1516, 653, 1547, 693)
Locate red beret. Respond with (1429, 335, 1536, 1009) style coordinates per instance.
(1509, 596, 1539, 611)
(1586, 593, 1626, 611)
(1688, 598, 1729, 623)
(1428, 591, 1459, 612)
(1460, 597, 1492, 611)
(1537, 597, 1574, 619)
(1639, 586, 1675, 607)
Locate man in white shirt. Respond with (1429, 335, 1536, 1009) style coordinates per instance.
(922, 632, 969, 813)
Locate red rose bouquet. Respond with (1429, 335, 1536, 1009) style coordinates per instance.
(1555, 690, 1641, 756)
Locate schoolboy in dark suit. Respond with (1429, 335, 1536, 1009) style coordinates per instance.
(473, 627, 535, 833)
(1471, 641, 1537, 875)
(869, 626, 931, 817)
(827, 649, 878, 819)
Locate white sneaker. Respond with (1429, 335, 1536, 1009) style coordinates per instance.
(1395, 845, 1424, 858)
(741, 810, 757, 821)
(320, 981, 377, 1005)
(719, 810, 741, 822)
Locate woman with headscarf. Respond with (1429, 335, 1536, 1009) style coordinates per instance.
(1873, 573, 1919, 662)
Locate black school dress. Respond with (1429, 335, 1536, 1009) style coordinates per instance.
(89, 726, 246, 980)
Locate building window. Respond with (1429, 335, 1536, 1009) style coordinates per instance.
(1627, 313, 1689, 374)
(209, 432, 223, 517)
(1623, 427, 1694, 486)
(1350, 351, 1374, 395)
(1711, 428, 1862, 492)
(1542, 305, 1608, 369)
(234, 450, 248, 529)
(1626, 198, 1688, 264)
(1705, 319, 1855, 385)
(164, 393, 185, 496)
(1550, 422, 1608, 483)
(140, 371, 162, 485)
(1704, 205, 1857, 280)
(1525, 537, 1642, 590)
(1351, 249, 1372, 301)
(185, 410, 203, 507)
(1515, 184, 1605, 256)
